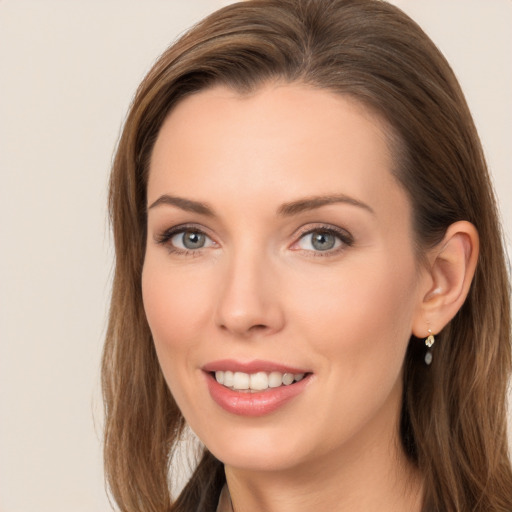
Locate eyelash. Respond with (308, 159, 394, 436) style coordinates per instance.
(154, 224, 354, 257)
(155, 224, 215, 256)
(292, 224, 354, 257)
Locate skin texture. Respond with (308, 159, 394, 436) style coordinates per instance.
(142, 83, 477, 511)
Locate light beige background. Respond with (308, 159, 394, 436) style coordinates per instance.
(0, 1, 510, 511)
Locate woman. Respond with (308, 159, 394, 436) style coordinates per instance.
(102, 1, 512, 510)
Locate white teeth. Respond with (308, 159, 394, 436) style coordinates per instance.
(214, 370, 307, 391)
(282, 373, 294, 385)
(268, 371, 283, 388)
(223, 371, 234, 387)
(249, 371, 269, 391)
(233, 372, 250, 390)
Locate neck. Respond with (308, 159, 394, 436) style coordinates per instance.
(224, 389, 424, 512)
(226, 452, 423, 512)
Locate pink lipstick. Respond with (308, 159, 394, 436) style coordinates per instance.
(202, 359, 312, 417)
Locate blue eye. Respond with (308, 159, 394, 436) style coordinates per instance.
(172, 230, 209, 250)
(298, 230, 340, 251)
(295, 228, 352, 253)
(156, 227, 216, 254)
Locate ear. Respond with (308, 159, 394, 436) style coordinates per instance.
(412, 221, 479, 338)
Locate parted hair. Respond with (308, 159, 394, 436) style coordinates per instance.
(102, 1, 512, 510)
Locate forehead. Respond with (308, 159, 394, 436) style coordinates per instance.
(148, 83, 406, 221)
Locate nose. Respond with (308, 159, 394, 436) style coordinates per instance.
(215, 249, 285, 338)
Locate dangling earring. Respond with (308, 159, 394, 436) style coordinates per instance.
(424, 329, 435, 365)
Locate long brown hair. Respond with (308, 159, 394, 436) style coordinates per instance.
(102, 1, 512, 510)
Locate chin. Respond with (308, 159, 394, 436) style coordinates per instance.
(212, 442, 306, 473)
(193, 418, 317, 473)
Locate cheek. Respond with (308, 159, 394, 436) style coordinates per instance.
(283, 256, 418, 448)
(141, 261, 215, 425)
(292, 252, 418, 375)
(141, 258, 215, 402)
(142, 259, 211, 345)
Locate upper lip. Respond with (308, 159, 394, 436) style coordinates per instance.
(202, 359, 310, 374)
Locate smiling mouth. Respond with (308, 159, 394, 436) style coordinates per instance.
(211, 370, 309, 392)
(204, 364, 313, 416)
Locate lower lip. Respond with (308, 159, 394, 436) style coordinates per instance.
(205, 372, 311, 417)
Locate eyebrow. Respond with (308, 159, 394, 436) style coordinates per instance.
(148, 195, 214, 216)
(147, 193, 374, 217)
(277, 194, 374, 216)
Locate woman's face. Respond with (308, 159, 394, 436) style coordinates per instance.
(143, 83, 427, 473)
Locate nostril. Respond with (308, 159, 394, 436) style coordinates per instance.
(249, 324, 268, 332)
(218, 322, 272, 337)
